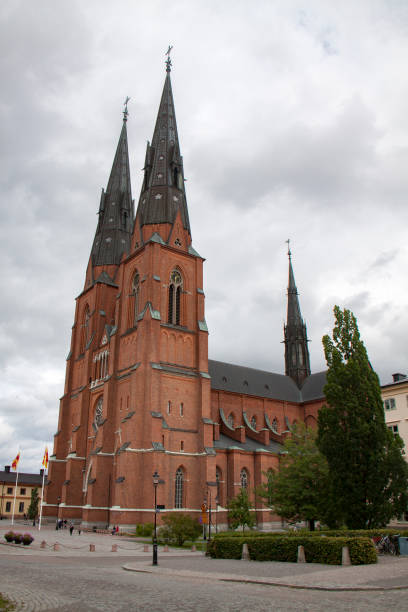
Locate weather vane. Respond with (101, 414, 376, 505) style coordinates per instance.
(123, 96, 130, 121)
(285, 238, 291, 258)
(165, 45, 173, 72)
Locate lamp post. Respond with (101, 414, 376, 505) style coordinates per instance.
(56, 496, 61, 530)
(208, 488, 212, 542)
(152, 471, 159, 566)
(215, 495, 219, 534)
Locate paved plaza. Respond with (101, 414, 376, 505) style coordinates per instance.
(1, 521, 408, 611)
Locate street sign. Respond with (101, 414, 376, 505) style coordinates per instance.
(201, 503, 207, 512)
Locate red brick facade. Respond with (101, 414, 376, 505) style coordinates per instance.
(44, 67, 326, 530)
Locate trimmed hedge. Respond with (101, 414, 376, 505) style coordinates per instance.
(208, 535, 377, 565)
(214, 528, 408, 539)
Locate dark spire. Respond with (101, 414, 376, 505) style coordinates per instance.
(135, 54, 191, 238)
(90, 103, 134, 267)
(283, 241, 311, 387)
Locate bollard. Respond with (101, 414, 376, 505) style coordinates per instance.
(342, 546, 351, 566)
(40, 541, 47, 549)
(297, 545, 306, 563)
(111, 544, 118, 552)
(191, 544, 196, 552)
(53, 543, 60, 551)
(241, 542, 250, 560)
(89, 544, 95, 552)
(143, 544, 149, 552)
(163, 544, 169, 552)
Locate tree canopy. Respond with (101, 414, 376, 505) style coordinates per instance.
(257, 422, 333, 529)
(317, 305, 408, 528)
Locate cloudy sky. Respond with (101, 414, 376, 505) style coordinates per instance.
(1, 0, 408, 473)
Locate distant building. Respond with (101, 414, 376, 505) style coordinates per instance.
(44, 60, 326, 530)
(0, 466, 43, 518)
(382, 373, 408, 457)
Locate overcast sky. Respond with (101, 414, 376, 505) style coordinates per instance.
(1, 0, 408, 473)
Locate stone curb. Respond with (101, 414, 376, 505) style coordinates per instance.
(122, 563, 408, 592)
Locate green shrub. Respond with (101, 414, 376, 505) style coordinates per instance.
(158, 513, 201, 546)
(208, 535, 377, 565)
(135, 523, 154, 537)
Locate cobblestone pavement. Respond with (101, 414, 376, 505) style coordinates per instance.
(1, 555, 408, 612)
(1, 523, 408, 611)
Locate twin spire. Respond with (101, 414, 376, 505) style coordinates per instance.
(88, 56, 311, 385)
(90, 50, 190, 271)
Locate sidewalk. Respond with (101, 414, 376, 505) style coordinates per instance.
(1, 521, 408, 591)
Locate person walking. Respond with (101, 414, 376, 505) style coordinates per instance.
(69, 520, 74, 535)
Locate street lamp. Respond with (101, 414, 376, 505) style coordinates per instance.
(152, 471, 159, 566)
(56, 496, 61, 530)
(215, 495, 219, 534)
(208, 488, 212, 542)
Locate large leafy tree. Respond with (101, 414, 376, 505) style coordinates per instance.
(257, 423, 336, 529)
(317, 306, 408, 528)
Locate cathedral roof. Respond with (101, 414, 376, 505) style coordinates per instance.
(135, 63, 191, 235)
(90, 112, 134, 267)
(214, 433, 283, 454)
(208, 359, 326, 402)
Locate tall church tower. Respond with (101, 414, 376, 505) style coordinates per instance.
(45, 59, 213, 527)
(283, 244, 311, 388)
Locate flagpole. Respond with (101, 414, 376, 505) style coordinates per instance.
(11, 468, 19, 527)
(38, 468, 46, 531)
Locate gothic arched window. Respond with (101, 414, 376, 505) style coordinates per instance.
(129, 271, 140, 328)
(168, 269, 183, 325)
(175, 467, 184, 508)
(240, 468, 248, 490)
(227, 413, 234, 428)
(250, 416, 257, 429)
(272, 417, 279, 433)
(267, 469, 274, 505)
(216, 467, 222, 506)
(80, 305, 90, 354)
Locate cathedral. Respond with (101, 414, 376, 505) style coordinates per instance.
(44, 59, 326, 530)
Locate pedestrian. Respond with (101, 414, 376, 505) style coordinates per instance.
(78, 526, 81, 535)
(69, 520, 74, 535)
(56, 519, 59, 531)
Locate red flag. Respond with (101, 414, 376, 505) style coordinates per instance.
(11, 452, 20, 471)
(42, 447, 49, 469)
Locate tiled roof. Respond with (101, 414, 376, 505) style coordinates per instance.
(208, 359, 326, 403)
(0, 471, 43, 485)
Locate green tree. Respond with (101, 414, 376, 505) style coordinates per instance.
(257, 423, 335, 529)
(317, 306, 408, 528)
(158, 512, 201, 546)
(27, 487, 40, 522)
(227, 488, 255, 532)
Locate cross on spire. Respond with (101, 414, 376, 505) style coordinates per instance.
(123, 96, 130, 122)
(165, 45, 173, 72)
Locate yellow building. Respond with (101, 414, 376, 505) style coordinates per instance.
(0, 466, 44, 518)
(381, 373, 408, 458)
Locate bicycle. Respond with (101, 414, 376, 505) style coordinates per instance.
(375, 534, 400, 555)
